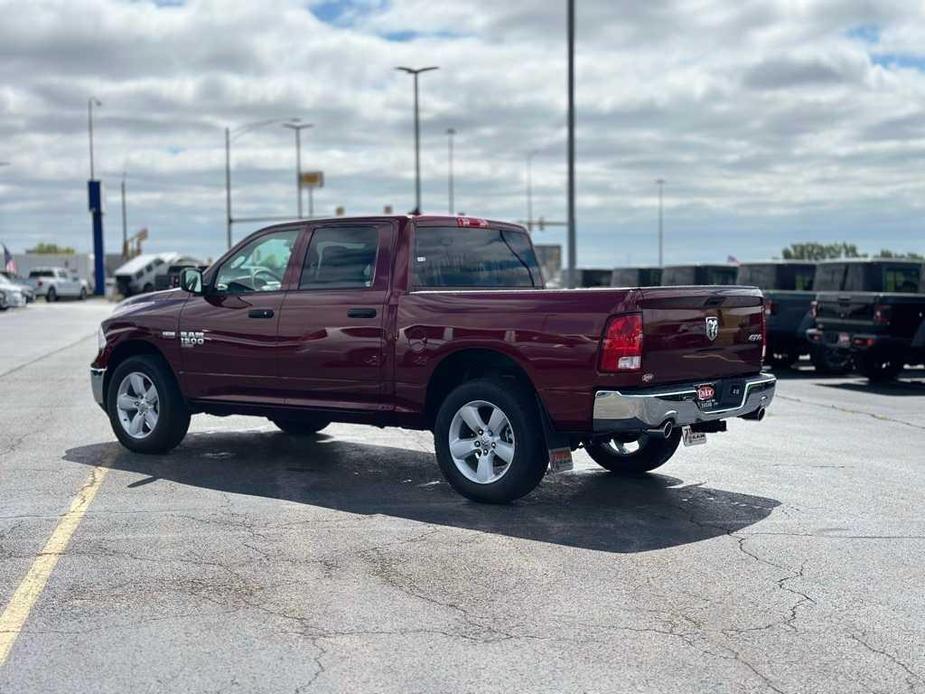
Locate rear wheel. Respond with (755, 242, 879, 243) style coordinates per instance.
(857, 353, 903, 382)
(46, 287, 57, 302)
(107, 355, 190, 454)
(271, 417, 330, 436)
(585, 430, 682, 474)
(79, 287, 87, 300)
(434, 378, 547, 504)
(810, 345, 852, 375)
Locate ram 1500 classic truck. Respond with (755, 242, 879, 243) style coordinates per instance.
(736, 261, 816, 368)
(91, 216, 775, 503)
(807, 259, 924, 380)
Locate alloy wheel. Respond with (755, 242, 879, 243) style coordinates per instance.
(115, 372, 160, 439)
(448, 400, 516, 484)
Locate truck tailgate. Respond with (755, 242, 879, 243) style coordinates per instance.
(636, 287, 765, 382)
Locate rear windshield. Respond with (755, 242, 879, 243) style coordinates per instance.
(737, 265, 776, 289)
(29, 270, 54, 278)
(883, 266, 920, 293)
(814, 264, 847, 291)
(706, 267, 738, 284)
(413, 226, 541, 288)
(738, 264, 815, 290)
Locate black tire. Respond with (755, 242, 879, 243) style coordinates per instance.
(857, 353, 903, 382)
(585, 430, 682, 474)
(46, 287, 57, 302)
(810, 345, 852, 375)
(106, 355, 190, 454)
(433, 378, 547, 504)
(143, 283, 154, 293)
(79, 287, 87, 300)
(271, 417, 330, 436)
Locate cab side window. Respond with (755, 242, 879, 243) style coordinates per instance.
(215, 229, 299, 293)
(299, 227, 379, 289)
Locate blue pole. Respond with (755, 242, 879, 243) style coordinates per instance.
(88, 180, 105, 295)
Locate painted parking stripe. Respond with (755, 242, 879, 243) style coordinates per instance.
(0, 460, 112, 666)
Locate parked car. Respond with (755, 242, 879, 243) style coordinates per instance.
(113, 253, 182, 296)
(0, 273, 28, 310)
(155, 256, 204, 291)
(25, 267, 91, 301)
(661, 264, 739, 286)
(807, 259, 925, 379)
(610, 267, 663, 288)
(736, 261, 816, 368)
(91, 215, 775, 504)
(571, 268, 613, 287)
(0, 271, 35, 303)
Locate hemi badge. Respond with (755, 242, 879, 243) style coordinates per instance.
(161, 331, 177, 339)
(697, 385, 716, 401)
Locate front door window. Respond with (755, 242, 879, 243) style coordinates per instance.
(215, 229, 299, 293)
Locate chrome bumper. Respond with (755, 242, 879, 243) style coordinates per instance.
(91, 367, 106, 410)
(593, 374, 776, 433)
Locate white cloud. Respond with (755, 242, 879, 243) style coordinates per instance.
(0, 0, 923, 266)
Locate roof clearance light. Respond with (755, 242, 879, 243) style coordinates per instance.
(456, 217, 489, 228)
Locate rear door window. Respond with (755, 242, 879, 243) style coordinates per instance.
(413, 226, 541, 288)
(299, 226, 379, 289)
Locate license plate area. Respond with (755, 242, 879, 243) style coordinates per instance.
(547, 447, 573, 474)
(682, 426, 706, 447)
(696, 379, 745, 412)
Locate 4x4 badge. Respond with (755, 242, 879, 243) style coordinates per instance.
(705, 316, 719, 342)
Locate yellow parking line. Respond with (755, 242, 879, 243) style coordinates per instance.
(0, 461, 112, 666)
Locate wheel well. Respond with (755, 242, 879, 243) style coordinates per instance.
(424, 349, 536, 428)
(103, 340, 171, 399)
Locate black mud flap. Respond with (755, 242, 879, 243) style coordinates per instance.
(536, 395, 573, 474)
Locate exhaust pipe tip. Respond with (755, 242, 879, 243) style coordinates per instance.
(742, 407, 766, 421)
(646, 420, 674, 438)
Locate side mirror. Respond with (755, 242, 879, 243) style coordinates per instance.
(179, 268, 204, 295)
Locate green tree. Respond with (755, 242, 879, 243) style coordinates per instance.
(26, 242, 75, 255)
(781, 242, 863, 260)
(876, 249, 923, 260)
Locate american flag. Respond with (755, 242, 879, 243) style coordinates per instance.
(2, 244, 16, 274)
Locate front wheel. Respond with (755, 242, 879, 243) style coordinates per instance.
(46, 287, 57, 302)
(585, 430, 682, 474)
(434, 379, 547, 504)
(107, 355, 190, 454)
(79, 287, 87, 300)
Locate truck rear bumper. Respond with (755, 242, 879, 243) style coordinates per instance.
(593, 373, 776, 433)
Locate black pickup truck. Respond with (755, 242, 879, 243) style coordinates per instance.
(610, 266, 662, 287)
(661, 264, 739, 286)
(736, 262, 816, 368)
(806, 259, 925, 379)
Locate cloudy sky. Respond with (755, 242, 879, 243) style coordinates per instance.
(1, 0, 923, 267)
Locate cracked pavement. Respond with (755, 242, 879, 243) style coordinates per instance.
(0, 301, 923, 693)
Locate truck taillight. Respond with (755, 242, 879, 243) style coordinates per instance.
(810, 300, 818, 319)
(456, 217, 489, 228)
(599, 313, 643, 372)
(760, 304, 767, 360)
(873, 304, 891, 326)
(765, 299, 777, 316)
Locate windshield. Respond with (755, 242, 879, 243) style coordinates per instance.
(29, 270, 55, 278)
(413, 226, 541, 288)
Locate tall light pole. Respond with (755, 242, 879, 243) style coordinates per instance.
(121, 171, 128, 259)
(566, 0, 577, 288)
(88, 97, 102, 180)
(224, 117, 297, 249)
(283, 120, 313, 219)
(396, 66, 439, 214)
(446, 128, 456, 214)
(526, 150, 539, 232)
(656, 178, 665, 267)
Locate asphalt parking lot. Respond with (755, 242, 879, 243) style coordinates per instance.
(0, 301, 923, 693)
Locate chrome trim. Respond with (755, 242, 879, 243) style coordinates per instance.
(593, 374, 776, 432)
(90, 367, 107, 409)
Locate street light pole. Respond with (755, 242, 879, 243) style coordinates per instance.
(396, 66, 439, 214)
(283, 121, 313, 219)
(656, 178, 665, 267)
(526, 150, 539, 233)
(121, 172, 128, 259)
(446, 128, 456, 214)
(566, 0, 577, 289)
(88, 97, 102, 180)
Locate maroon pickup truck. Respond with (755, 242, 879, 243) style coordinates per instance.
(91, 215, 775, 503)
